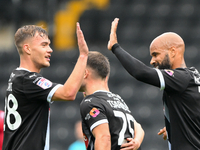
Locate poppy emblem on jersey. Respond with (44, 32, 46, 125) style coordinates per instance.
(37, 78, 52, 89)
(90, 108, 100, 117)
(164, 69, 174, 76)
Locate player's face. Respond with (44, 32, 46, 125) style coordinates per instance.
(29, 32, 53, 69)
(150, 48, 172, 69)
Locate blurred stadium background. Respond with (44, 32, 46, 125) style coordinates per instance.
(1, 0, 200, 149)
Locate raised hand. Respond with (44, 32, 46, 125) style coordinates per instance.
(76, 22, 89, 56)
(107, 18, 119, 50)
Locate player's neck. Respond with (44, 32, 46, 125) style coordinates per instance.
(19, 59, 41, 73)
(85, 81, 109, 96)
(172, 60, 186, 69)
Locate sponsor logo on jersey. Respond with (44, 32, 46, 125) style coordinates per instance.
(164, 69, 174, 76)
(37, 78, 52, 89)
(90, 107, 100, 117)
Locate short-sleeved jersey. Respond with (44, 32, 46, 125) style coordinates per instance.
(155, 67, 200, 150)
(80, 91, 139, 150)
(3, 68, 61, 150)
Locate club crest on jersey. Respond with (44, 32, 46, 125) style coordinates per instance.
(37, 78, 52, 89)
(164, 69, 174, 76)
(90, 108, 100, 117)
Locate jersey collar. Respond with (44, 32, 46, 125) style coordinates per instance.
(93, 90, 111, 94)
(16, 67, 31, 72)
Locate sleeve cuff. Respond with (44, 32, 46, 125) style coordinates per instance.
(90, 119, 108, 132)
(111, 43, 120, 53)
(47, 84, 63, 103)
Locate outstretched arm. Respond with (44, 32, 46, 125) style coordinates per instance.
(108, 18, 160, 87)
(52, 23, 88, 101)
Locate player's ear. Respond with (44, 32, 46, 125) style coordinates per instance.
(169, 47, 176, 58)
(23, 44, 31, 55)
(84, 69, 89, 79)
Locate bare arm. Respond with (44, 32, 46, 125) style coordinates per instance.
(121, 121, 144, 150)
(52, 23, 88, 101)
(92, 123, 111, 150)
(132, 121, 145, 149)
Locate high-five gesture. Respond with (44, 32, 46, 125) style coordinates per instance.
(76, 22, 89, 56)
(108, 18, 119, 50)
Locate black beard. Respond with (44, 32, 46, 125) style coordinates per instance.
(158, 54, 171, 69)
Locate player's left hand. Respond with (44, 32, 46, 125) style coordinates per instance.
(76, 22, 89, 56)
(120, 138, 140, 150)
(107, 18, 119, 51)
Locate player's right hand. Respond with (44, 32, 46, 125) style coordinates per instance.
(107, 18, 119, 51)
(76, 22, 89, 56)
(158, 127, 167, 140)
(120, 138, 140, 150)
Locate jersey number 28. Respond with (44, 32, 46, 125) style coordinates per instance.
(4, 94, 22, 131)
